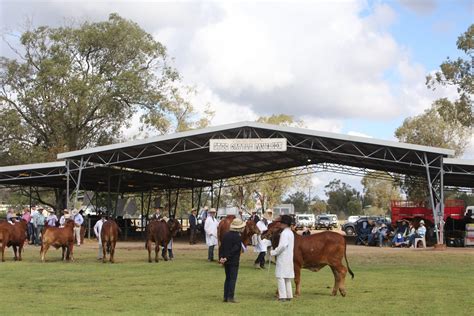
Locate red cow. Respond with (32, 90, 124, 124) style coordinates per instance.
(101, 220, 120, 263)
(0, 219, 28, 261)
(263, 221, 354, 297)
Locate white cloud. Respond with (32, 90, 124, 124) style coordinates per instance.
(398, 0, 437, 15)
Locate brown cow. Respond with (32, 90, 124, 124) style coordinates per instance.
(0, 226, 10, 262)
(145, 218, 181, 263)
(0, 219, 28, 261)
(40, 220, 75, 262)
(101, 220, 120, 263)
(218, 215, 260, 246)
(262, 221, 354, 297)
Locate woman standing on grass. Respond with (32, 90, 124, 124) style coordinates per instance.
(219, 218, 246, 303)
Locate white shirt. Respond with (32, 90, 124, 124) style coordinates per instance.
(94, 219, 106, 243)
(417, 225, 426, 237)
(254, 220, 271, 253)
(204, 216, 219, 246)
(270, 227, 295, 278)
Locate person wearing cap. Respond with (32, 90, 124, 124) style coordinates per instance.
(391, 220, 408, 245)
(270, 215, 295, 302)
(408, 220, 426, 247)
(59, 209, 71, 227)
(46, 211, 58, 227)
(188, 208, 198, 245)
(204, 208, 219, 261)
(72, 209, 84, 246)
(94, 214, 107, 260)
(219, 218, 246, 303)
(33, 208, 46, 246)
(6, 208, 16, 224)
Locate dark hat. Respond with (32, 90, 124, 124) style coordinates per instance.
(280, 215, 292, 226)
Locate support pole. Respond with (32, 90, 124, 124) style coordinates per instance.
(216, 179, 223, 213)
(168, 189, 172, 217)
(197, 187, 203, 211)
(73, 157, 84, 207)
(141, 191, 144, 238)
(191, 185, 195, 209)
(29, 186, 32, 211)
(439, 158, 445, 244)
(211, 181, 214, 208)
(66, 160, 70, 209)
(107, 169, 111, 217)
(174, 187, 180, 218)
(424, 153, 440, 244)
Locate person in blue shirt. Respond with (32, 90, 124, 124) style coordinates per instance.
(408, 220, 427, 247)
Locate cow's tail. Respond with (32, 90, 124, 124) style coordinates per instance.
(344, 239, 354, 279)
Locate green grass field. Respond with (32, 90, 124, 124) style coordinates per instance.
(1, 240, 473, 315)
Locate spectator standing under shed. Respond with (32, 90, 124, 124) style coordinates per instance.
(219, 218, 246, 303)
(72, 209, 84, 246)
(93, 214, 107, 260)
(46, 211, 58, 227)
(188, 208, 198, 245)
(6, 208, 16, 224)
(21, 208, 32, 241)
(270, 215, 295, 302)
(204, 208, 219, 262)
(59, 209, 71, 227)
(34, 208, 46, 246)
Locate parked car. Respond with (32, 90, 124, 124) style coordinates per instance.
(341, 216, 391, 236)
(347, 215, 360, 223)
(295, 214, 315, 229)
(315, 214, 338, 230)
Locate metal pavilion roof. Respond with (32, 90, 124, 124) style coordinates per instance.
(57, 121, 455, 181)
(0, 161, 209, 192)
(443, 158, 474, 188)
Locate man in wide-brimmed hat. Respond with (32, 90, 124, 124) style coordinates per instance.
(219, 218, 246, 303)
(59, 209, 71, 227)
(270, 215, 295, 302)
(204, 208, 219, 261)
(263, 209, 274, 222)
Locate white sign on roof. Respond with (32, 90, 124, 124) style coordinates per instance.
(210, 138, 287, 152)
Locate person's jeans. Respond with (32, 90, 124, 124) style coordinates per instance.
(224, 264, 239, 300)
(409, 233, 422, 246)
(255, 252, 266, 267)
(208, 245, 215, 261)
(189, 228, 196, 244)
(368, 233, 378, 245)
(28, 222, 35, 243)
(35, 225, 43, 245)
(378, 233, 386, 246)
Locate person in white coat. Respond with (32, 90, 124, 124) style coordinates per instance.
(204, 208, 218, 261)
(93, 214, 107, 260)
(270, 215, 295, 302)
(254, 217, 271, 269)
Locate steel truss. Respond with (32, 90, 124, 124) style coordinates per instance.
(64, 126, 447, 243)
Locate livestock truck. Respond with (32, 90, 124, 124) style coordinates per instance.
(390, 199, 465, 223)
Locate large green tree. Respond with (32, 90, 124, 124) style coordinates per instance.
(395, 25, 473, 201)
(0, 14, 209, 210)
(0, 13, 206, 165)
(325, 179, 362, 218)
(426, 24, 473, 129)
(361, 171, 400, 214)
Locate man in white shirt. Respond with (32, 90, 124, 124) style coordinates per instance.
(94, 214, 107, 260)
(270, 215, 295, 302)
(409, 220, 427, 247)
(204, 208, 218, 262)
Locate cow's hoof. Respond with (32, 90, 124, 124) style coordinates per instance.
(102, 260, 106, 264)
(339, 289, 346, 297)
(148, 260, 152, 263)
(111, 260, 114, 264)
(331, 289, 338, 296)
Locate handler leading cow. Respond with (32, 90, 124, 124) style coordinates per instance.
(263, 217, 354, 297)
